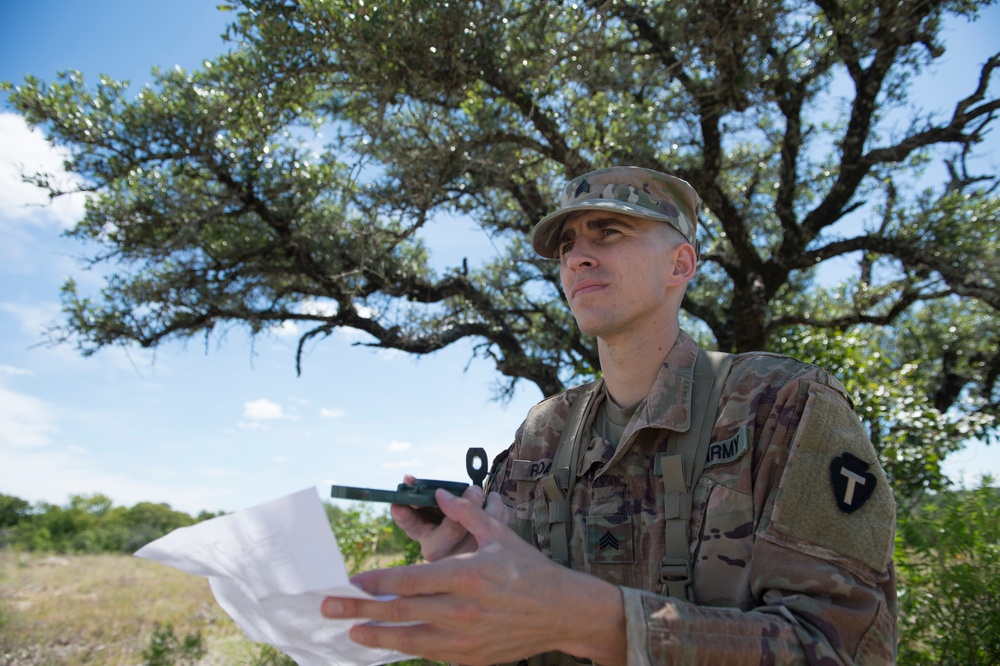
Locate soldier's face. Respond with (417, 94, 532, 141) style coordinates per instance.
(557, 211, 683, 341)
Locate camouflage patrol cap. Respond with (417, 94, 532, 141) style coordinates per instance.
(531, 166, 701, 258)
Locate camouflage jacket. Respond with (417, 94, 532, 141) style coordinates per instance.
(488, 331, 897, 665)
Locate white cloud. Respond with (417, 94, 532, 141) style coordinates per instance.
(0, 112, 87, 229)
(300, 299, 338, 317)
(320, 406, 345, 419)
(271, 320, 299, 339)
(242, 398, 284, 420)
(388, 441, 412, 452)
(0, 385, 60, 448)
(0, 365, 35, 378)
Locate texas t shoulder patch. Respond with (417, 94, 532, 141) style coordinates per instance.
(830, 452, 877, 513)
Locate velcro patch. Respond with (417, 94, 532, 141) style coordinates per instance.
(704, 428, 750, 469)
(770, 383, 895, 573)
(510, 458, 553, 481)
(586, 515, 634, 564)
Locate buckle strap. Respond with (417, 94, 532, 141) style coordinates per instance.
(660, 557, 693, 581)
(660, 557, 695, 601)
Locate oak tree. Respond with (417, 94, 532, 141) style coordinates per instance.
(6, 0, 998, 496)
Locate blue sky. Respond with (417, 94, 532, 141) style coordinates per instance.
(1, 2, 997, 515)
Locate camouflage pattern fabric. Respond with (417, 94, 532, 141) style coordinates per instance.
(488, 330, 897, 665)
(531, 166, 701, 258)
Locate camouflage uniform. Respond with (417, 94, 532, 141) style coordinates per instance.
(488, 330, 897, 664)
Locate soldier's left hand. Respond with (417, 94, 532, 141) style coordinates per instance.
(319, 487, 626, 665)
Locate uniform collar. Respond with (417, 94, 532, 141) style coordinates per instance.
(635, 329, 699, 434)
(595, 330, 698, 475)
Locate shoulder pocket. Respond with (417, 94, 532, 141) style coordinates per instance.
(769, 383, 895, 574)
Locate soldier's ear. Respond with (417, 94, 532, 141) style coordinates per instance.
(668, 241, 697, 284)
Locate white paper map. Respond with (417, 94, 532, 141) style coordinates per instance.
(135, 487, 411, 666)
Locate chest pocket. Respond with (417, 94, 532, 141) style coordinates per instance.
(587, 515, 635, 564)
(511, 458, 556, 558)
(689, 474, 755, 608)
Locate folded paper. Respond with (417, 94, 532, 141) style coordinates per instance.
(135, 487, 410, 666)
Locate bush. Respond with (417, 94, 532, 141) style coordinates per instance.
(0, 494, 30, 529)
(325, 504, 398, 574)
(896, 478, 1000, 665)
(142, 623, 205, 666)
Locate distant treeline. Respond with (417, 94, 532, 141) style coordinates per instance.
(0, 493, 217, 554)
(0, 492, 411, 566)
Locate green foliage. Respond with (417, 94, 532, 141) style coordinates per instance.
(1, 492, 201, 554)
(769, 323, 996, 502)
(4, 1, 996, 461)
(896, 480, 1000, 665)
(142, 623, 206, 666)
(0, 494, 31, 529)
(245, 643, 298, 665)
(325, 502, 413, 573)
(401, 535, 424, 566)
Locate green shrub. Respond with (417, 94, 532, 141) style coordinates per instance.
(246, 643, 297, 665)
(896, 479, 1000, 665)
(142, 623, 205, 666)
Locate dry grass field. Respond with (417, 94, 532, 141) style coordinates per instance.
(0, 551, 277, 665)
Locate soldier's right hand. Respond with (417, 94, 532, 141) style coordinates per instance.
(391, 474, 509, 561)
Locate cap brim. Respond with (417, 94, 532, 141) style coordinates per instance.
(530, 199, 678, 258)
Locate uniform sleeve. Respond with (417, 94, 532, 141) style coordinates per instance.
(622, 377, 897, 665)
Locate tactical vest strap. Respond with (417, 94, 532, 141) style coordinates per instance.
(659, 349, 735, 600)
(540, 378, 603, 566)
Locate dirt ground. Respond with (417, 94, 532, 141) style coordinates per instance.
(0, 551, 261, 665)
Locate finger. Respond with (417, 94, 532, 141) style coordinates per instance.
(348, 620, 470, 663)
(349, 561, 430, 598)
(389, 503, 434, 539)
(351, 550, 486, 598)
(322, 587, 462, 624)
(392, 502, 475, 560)
(483, 491, 511, 524)
(321, 593, 420, 624)
(462, 483, 484, 504)
(435, 488, 503, 544)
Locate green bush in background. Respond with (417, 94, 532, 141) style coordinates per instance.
(895, 478, 1000, 665)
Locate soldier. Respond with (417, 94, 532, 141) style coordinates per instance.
(321, 167, 898, 664)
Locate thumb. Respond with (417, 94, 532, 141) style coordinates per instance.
(435, 487, 503, 545)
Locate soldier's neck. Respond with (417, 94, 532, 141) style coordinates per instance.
(597, 324, 678, 409)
